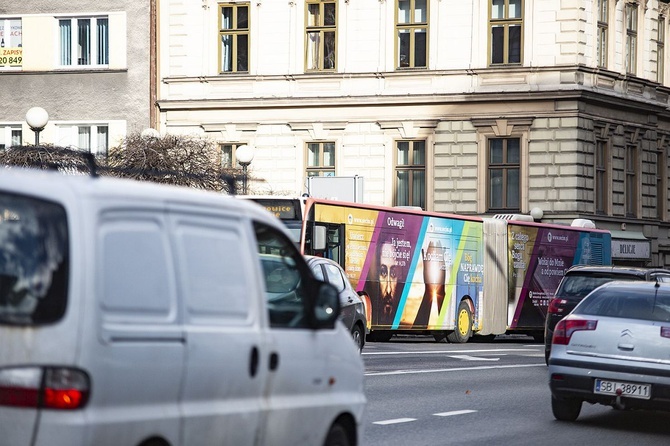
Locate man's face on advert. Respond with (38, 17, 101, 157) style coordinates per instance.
(379, 241, 400, 320)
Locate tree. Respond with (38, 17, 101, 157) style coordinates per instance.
(0, 132, 241, 194)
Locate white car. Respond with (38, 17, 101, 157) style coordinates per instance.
(548, 280, 670, 421)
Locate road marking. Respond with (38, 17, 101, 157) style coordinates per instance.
(434, 410, 478, 417)
(365, 363, 545, 376)
(363, 348, 539, 356)
(447, 355, 500, 361)
(373, 418, 417, 425)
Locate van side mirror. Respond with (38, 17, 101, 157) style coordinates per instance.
(311, 281, 340, 329)
(313, 226, 327, 252)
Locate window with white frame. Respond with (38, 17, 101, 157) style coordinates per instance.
(57, 124, 109, 156)
(220, 143, 249, 168)
(59, 16, 109, 67)
(0, 18, 22, 69)
(625, 2, 638, 75)
(596, 0, 608, 68)
(0, 125, 22, 149)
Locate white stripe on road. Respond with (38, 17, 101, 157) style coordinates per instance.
(434, 410, 478, 417)
(447, 355, 500, 361)
(373, 418, 417, 425)
(363, 348, 538, 356)
(365, 363, 545, 376)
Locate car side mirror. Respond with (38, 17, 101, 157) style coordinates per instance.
(311, 281, 340, 329)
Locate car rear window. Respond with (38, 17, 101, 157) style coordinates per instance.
(575, 286, 670, 322)
(555, 274, 644, 302)
(0, 192, 69, 325)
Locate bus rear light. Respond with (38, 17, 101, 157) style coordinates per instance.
(0, 367, 89, 410)
(552, 318, 597, 345)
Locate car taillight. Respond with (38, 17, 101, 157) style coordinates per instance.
(547, 298, 567, 315)
(661, 327, 670, 339)
(0, 367, 89, 410)
(552, 318, 598, 345)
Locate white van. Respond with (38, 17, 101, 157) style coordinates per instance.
(0, 167, 365, 446)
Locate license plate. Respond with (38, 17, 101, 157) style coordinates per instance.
(594, 379, 651, 400)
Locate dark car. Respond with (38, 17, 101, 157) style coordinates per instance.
(544, 265, 670, 364)
(305, 255, 368, 352)
(549, 281, 670, 421)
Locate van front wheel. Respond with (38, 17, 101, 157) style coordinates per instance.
(323, 422, 350, 446)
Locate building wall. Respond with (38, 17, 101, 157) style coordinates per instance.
(0, 2, 152, 148)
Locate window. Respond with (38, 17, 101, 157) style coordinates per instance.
(306, 142, 335, 176)
(625, 2, 638, 74)
(306, 0, 336, 71)
(658, 147, 666, 220)
(219, 3, 249, 73)
(57, 124, 108, 156)
(59, 17, 108, 67)
(0, 18, 22, 69)
(254, 221, 309, 328)
(659, 16, 666, 83)
(220, 143, 251, 168)
(396, 0, 428, 69)
(595, 139, 609, 214)
(489, 0, 523, 65)
(625, 145, 637, 217)
(596, 0, 608, 68)
(0, 125, 22, 149)
(394, 140, 425, 209)
(487, 138, 520, 211)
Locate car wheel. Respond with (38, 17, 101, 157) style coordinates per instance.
(544, 349, 550, 365)
(551, 395, 582, 421)
(351, 323, 365, 353)
(447, 301, 473, 343)
(323, 422, 350, 446)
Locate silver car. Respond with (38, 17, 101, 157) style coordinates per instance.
(548, 281, 670, 421)
(304, 255, 368, 352)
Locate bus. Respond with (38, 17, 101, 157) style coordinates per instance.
(238, 195, 305, 245)
(300, 198, 612, 342)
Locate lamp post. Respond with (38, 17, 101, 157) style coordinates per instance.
(235, 144, 254, 195)
(25, 107, 49, 146)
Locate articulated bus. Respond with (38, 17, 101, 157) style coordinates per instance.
(300, 198, 612, 342)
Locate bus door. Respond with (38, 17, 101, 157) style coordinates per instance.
(306, 222, 345, 266)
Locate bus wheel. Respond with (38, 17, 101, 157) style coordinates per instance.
(447, 301, 472, 343)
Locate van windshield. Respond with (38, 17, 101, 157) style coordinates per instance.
(0, 192, 69, 325)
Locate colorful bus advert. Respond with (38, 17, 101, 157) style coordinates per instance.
(507, 222, 612, 330)
(308, 200, 484, 336)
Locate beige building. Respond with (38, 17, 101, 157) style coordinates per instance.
(157, 0, 670, 267)
(0, 2, 156, 154)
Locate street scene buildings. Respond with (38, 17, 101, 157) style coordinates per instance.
(2, 0, 670, 267)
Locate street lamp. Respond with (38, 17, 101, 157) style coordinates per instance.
(236, 144, 255, 195)
(25, 107, 49, 146)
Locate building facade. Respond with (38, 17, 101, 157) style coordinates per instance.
(0, 1, 155, 154)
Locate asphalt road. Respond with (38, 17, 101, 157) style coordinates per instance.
(361, 335, 670, 446)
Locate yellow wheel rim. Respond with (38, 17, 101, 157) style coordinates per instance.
(457, 309, 469, 336)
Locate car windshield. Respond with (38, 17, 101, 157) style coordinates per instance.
(575, 285, 670, 322)
(556, 274, 642, 301)
(0, 192, 69, 325)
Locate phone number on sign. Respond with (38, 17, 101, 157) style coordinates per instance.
(0, 56, 22, 65)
